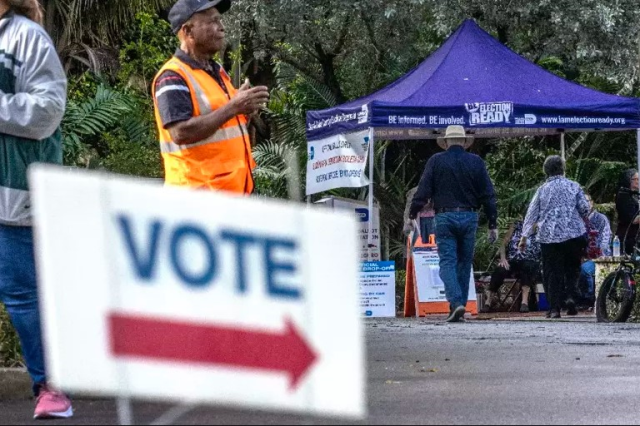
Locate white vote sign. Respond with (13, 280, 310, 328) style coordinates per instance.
(30, 166, 364, 418)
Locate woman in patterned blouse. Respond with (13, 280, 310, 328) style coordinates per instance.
(520, 156, 590, 319)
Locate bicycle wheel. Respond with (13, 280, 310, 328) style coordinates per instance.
(597, 270, 636, 323)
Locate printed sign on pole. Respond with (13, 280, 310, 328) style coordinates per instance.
(359, 262, 396, 318)
(314, 197, 381, 262)
(30, 166, 364, 418)
(306, 129, 371, 196)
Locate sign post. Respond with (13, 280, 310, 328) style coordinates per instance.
(314, 197, 381, 262)
(30, 166, 365, 420)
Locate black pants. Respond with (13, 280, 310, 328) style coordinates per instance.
(541, 237, 586, 312)
(489, 260, 539, 293)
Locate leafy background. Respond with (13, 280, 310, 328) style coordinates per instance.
(3, 0, 640, 366)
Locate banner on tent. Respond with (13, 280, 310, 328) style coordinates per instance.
(307, 106, 640, 141)
(371, 105, 637, 133)
(306, 129, 371, 196)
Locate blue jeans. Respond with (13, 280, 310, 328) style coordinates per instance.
(580, 260, 596, 300)
(0, 225, 46, 393)
(420, 217, 435, 244)
(435, 212, 479, 311)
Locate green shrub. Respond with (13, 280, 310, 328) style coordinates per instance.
(395, 268, 407, 314)
(0, 305, 22, 368)
(102, 132, 163, 179)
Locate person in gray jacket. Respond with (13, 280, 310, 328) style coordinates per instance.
(0, 0, 73, 419)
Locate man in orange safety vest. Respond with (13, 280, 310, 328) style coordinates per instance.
(153, 0, 269, 193)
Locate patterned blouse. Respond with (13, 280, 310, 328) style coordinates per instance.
(507, 221, 541, 262)
(589, 210, 612, 256)
(522, 176, 590, 244)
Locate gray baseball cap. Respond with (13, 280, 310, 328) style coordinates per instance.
(168, 0, 231, 34)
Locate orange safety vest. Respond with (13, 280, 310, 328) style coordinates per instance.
(152, 57, 255, 193)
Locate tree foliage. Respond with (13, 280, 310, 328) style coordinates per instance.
(52, 1, 640, 267)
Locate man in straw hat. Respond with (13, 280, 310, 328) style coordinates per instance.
(410, 125, 498, 322)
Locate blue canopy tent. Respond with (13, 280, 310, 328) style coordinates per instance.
(306, 19, 640, 255)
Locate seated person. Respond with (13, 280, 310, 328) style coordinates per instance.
(579, 193, 612, 306)
(481, 219, 541, 313)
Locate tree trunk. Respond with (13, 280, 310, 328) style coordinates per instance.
(40, 0, 57, 40)
(317, 51, 345, 104)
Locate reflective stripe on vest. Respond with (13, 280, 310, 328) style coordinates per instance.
(160, 124, 249, 154)
(153, 57, 255, 193)
(176, 61, 216, 116)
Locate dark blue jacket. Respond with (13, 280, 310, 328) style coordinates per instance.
(410, 146, 498, 229)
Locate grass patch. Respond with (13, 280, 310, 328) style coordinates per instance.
(0, 305, 23, 368)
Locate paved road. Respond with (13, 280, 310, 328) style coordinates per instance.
(3, 317, 640, 425)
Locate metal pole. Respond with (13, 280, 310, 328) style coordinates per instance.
(560, 132, 566, 161)
(117, 397, 134, 425)
(284, 149, 302, 202)
(368, 128, 375, 261)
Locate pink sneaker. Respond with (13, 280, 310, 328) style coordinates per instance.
(33, 386, 74, 420)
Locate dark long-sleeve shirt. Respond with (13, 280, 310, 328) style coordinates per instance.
(410, 146, 498, 229)
(616, 188, 640, 253)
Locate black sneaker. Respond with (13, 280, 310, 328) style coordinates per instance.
(446, 306, 466, 323)
(550, 311, 561, 319)
(566, 299, 578, 316)
(520, 303, 530, 313)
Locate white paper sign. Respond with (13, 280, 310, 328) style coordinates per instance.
(359, 262, 396, 318)
(30, 166, 365, 418)
(306, 129, 371, 196)
(332, 198, 380, 262)
(413, 247, 476, 303)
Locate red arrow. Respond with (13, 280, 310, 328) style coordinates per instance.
(108, 313, 318, 390)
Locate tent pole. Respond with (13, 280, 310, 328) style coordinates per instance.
(368, 128, 375, 261)
(560, 133, 566, 161)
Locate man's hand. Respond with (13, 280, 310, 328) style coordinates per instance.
(518, 236, 528, 252)
(498, 258, 510, 271)
(230, 79, 270, 116)
(488, 229, 498, 244)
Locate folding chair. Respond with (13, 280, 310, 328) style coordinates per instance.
(496, 278, 522, 312)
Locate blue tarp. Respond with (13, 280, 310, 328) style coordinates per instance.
(306, 19, 640, 141)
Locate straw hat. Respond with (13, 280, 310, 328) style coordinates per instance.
(437, 125, 474, 150)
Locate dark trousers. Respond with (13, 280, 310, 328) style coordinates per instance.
(420, 217, 435, 244)
(541, 237, 586, 312)
(489, 260, 539, 293)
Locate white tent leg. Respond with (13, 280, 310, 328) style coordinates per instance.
(561, 133, 566, 161)
(368, 128, 375, 261)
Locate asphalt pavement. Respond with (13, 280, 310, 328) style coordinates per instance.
(2, 315, 640, 425)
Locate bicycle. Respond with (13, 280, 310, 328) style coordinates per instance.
(596, 253, 638, 322)
(596, 209, 640, 323)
